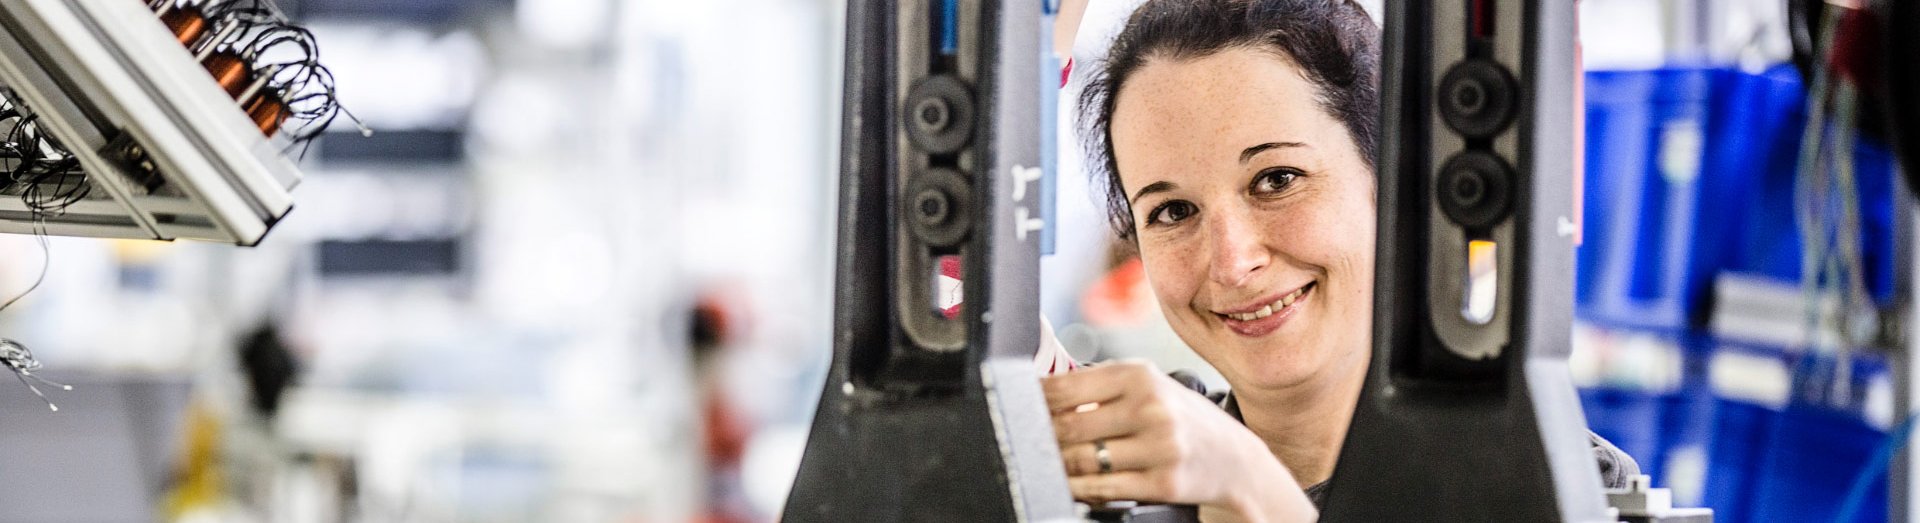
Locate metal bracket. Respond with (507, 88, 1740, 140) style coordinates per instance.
(0, 0, 302, 245)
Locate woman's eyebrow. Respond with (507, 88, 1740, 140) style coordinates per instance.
(1131, 180, 1176, 205)
(1239, 142, 1309, 164)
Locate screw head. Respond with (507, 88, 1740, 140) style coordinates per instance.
(914, 97, 951, 133)
(914, 188, 951, 225)
(1451, 169, 1485, 204)
(1452, 81, 1486, 114)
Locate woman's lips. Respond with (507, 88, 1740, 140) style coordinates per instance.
(1217, 282, 1315, 337)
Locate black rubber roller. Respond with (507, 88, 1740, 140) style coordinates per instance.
(902, 75, 975, 154)
(904, 167, 973, 248)
(1436, 151, 1515, 231)
(1437, 59, 1519, 139)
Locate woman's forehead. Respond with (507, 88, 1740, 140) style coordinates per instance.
(1110, 49, 1336, 168)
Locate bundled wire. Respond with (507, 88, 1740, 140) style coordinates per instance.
(0, 338, 71, 411)
(0, 184, 67, 411)
(0, 90, 91, 214)
(0, 231, 71, 413)
(1791, 2, 1881, 413)
(194, 0, 367, 155)
(0, 87, 77, 409)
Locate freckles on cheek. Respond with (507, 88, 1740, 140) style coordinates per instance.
(1138, 254, 1194, 312)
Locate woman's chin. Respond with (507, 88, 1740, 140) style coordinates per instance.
(1215, 345, 1326, 392)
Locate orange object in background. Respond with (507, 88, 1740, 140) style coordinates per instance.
(689, 287, 758, 523)
(1080, 257, 1153, 327)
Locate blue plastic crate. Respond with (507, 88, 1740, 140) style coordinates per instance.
(1709, 67, 1897, 305)
(1749, 404, 1888, 523)
(1578, 68, 1725, 332)
(1575, 65, 1898, 331)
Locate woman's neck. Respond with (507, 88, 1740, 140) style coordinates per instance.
(1233, 348, 1371, 488)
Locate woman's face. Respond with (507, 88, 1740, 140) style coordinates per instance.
(1110, 48, 1375, 393)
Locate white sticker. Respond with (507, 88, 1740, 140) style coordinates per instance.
(1015, 206, 1045, 241)
(1658, 120, 1702, 185)
(1011, 165, 1043, 202)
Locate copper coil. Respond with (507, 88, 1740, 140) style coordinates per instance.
(160, 6, 208, 48)
(244, 92, 288, 137)
(200, 52, 250, 99)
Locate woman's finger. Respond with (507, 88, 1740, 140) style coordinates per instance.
(1057, 436, 1170, 477)
(1067, 470, 1179, 505)
(1040, 360, 1160, 412)
(1051, 397, 1147, 445)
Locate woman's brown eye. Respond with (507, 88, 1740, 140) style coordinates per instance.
(1252, 168, 1300, 194)
(1146, 201, 1196, 226)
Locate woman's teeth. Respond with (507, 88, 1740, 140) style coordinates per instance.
(1226, 285, 1308, 321)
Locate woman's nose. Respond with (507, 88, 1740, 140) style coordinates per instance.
(1205, 209, 1270, 288)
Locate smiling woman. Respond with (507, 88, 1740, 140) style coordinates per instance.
(1043, 0, 1637, 520)
(1110, 44, 1376, 396)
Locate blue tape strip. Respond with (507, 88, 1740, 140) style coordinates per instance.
(1040, 8, 1058, 255)
(941, 0, 958, 55)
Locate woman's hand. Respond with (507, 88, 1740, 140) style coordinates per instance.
(1042, 360, 1317, 523)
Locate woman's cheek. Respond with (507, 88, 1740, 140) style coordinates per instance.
(1138, 252, 1186, 302)
(1139, 248, 1202, 323)
(1137, 233, 1197, 284)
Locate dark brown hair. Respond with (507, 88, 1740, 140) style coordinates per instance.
(1079, 0, 1380, 238)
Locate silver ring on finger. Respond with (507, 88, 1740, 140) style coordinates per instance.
(1094, 439, 1113, 474)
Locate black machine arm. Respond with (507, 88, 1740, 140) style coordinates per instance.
(782, 0, 1075, 521)
(1324, 0, 1615, 521)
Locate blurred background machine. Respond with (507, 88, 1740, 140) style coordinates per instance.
(0, 0, 839, 521)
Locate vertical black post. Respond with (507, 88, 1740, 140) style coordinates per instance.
(1323, 1, 1612, 520)
(782, 1, 1074, 521)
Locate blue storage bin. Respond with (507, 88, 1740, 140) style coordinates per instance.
(1748, 404, 1887, 523)
(1707, 65, 1898, 305)
(1656, 332, 1719, 484)
(1655, 381, 1715, 488)
(1576, 64, 1898, 329)
(1702, 398, 1776, 523)
(1692, 342, 1893, 523)
(1575, 64, 1902, 522)
(1579, 68, 1727, 332)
